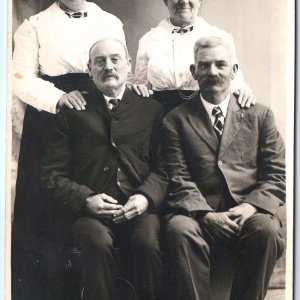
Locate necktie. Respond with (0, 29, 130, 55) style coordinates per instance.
(212, 106, 224, 141)
(172, 25, 193, 34)
(108, 99, 120, 113)
(65, 11, 88, 18)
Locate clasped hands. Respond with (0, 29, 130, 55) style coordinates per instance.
(201, 203, 257, 241)
(85, 193, 149, 224)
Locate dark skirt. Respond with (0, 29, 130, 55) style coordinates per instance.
(153, 90, 199, 113)
(11, 73, 95, 300)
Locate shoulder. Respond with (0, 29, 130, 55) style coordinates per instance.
(139, 18, 170, 43)
(27, 3, 57, 24)
(245, 102, 272, 118)
(15, 3, 56, 36)
(241, 101, 278, 132)
(88, 2, 123, 25)
(126, 89, 164, 114)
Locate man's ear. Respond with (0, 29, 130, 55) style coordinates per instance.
(231, 64, 238, 80)
(88, 62, 93, 79)
(127, 56, 132, 73)
(190, 64, 197, 80)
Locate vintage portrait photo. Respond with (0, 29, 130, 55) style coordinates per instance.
(7, 0, 295, 299)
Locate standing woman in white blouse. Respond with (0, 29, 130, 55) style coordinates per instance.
(133, 0, 255, 112)
(12, 1, 125, 299)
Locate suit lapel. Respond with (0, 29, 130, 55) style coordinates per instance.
(218, 94, 243, 158)
(187, 96, 219, 154)
(89, 89, 111, 119)
(117, 87, 132, 114)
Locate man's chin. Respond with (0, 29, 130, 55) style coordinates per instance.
(201, 86, 222, 93)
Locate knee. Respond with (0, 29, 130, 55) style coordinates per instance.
(86, 230, 114, 255)
(71, 218, 114, 256)
(164, 215, 208, 251)
(242, 213, 285, 255)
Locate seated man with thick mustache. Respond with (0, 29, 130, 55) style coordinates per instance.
(41, 38, 167, 300)
(162, 30, 285, 300)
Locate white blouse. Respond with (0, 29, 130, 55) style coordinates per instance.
(134, 17, 243, 92)
(12, 2, 126, 113)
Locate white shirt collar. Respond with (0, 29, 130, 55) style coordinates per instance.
(155, 17, 209, 34)
(103, 85, 126, 105)
(200, 93, 231, 119)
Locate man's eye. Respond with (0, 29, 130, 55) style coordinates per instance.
(111, 58, 119, 63)
(199, 63, 208, 69)
(216, 63, 227, 68)
(94, 58, 105, 65)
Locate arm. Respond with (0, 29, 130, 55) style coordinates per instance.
(41, 112, 94, 213)
(13, 20, 86, 113)
(13, 20, 65, 113)
(162, 118, 214, 214)
(243, 108, 285, 214)
(135, 116, 168, 209)
(133, 37, 151, 87)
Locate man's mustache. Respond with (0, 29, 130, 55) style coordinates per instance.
(177, 5, 191, 9)
(203, 76, 223, 85)
(102, 72, 118, 80)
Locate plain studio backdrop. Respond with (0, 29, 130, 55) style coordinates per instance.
(10, 0, 294, 298)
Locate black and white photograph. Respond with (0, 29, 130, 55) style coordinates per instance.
(7, 0, 294, 299)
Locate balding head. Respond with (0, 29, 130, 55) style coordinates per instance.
(88, 38, 131, 97)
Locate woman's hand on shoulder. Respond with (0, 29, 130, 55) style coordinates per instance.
(132, 84, 153, 98)
(57, 90, 87, 111)
(235, 82, 256, 108)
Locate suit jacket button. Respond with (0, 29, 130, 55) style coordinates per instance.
(117, 181, 121, 186)
(112, 142, 116, 147)
(103, 166, 109, 171)
(218, 160, 223, 166)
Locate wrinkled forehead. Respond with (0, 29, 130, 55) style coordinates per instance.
(195, 45, 232, 63)
(89, 39, 128, 60)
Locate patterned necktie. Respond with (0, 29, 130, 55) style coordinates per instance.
(172, 25, 193, 34)
(65, 11, 88, 18)
(212, 106, 224, 141)
(108, 99, 120, 113)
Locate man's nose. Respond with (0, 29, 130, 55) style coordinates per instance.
(104, 59, 113, 70)
(208, 64, 218, 76)
(179, 0, 189, 5)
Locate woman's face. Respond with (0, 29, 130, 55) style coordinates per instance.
(58, 0, 86, 12)
(165, 0, 202, 27)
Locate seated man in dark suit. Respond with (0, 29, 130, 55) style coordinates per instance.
(162, 30, 285, 300)
(41, 38, 168, 300)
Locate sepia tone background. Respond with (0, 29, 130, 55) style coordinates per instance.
(11, 0, 292, 297)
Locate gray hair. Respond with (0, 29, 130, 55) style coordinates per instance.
(193, 30, 238, 65)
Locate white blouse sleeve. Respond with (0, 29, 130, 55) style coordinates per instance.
(133, 37, 151, 87)
(12, 20, 65, 114)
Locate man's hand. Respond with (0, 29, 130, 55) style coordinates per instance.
(132, 84, 153, 98)
(229, 203, 257, 227)
(201, 211, 241, 241)
(113, 194, 149, 224)
(57, 90, 87, 111)
(85, 193, 123, 219)
(235, 82, 256, 108)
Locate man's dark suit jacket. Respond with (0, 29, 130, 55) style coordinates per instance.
(41, 87, 168, 255)
(162, 93, 285, 216)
